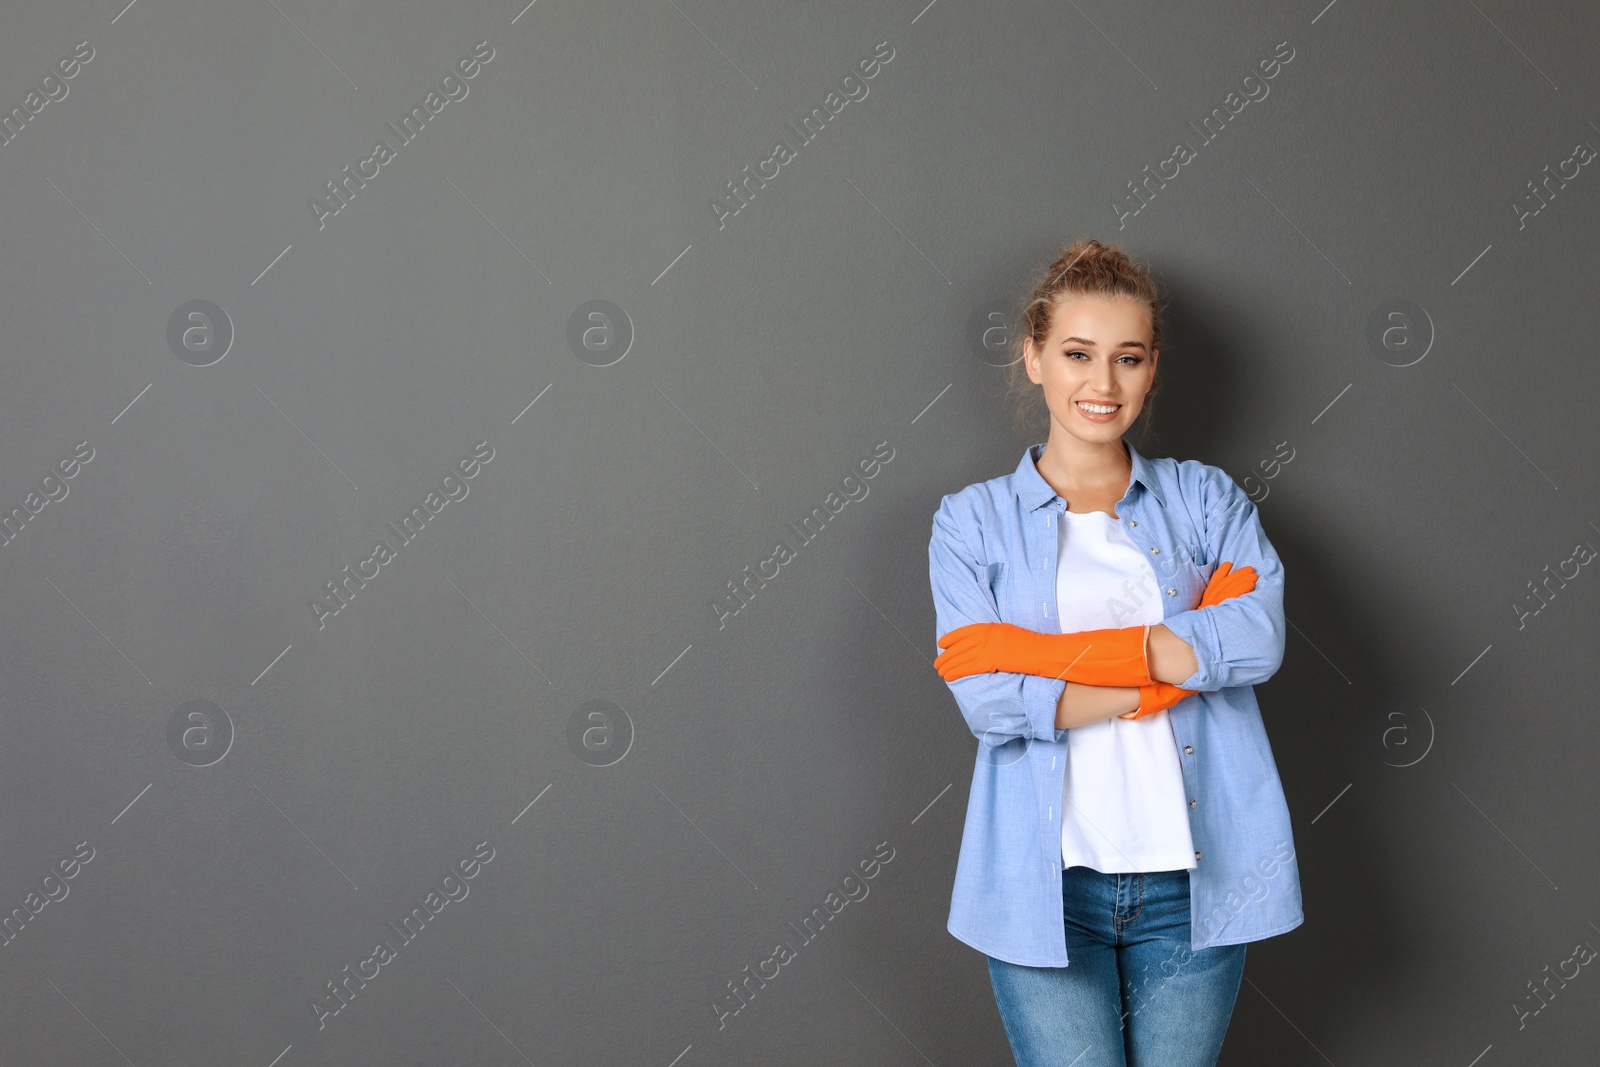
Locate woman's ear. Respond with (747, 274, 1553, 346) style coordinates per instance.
(1022, 337, 1041, 384)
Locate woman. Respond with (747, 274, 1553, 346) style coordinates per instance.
(927, 238, 1302, 1066)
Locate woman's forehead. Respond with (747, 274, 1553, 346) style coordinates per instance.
(1047, 294, 1153, 338)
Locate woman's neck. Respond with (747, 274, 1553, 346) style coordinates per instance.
(1037, 433, 1130, 491)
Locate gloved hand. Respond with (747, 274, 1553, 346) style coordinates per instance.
(1120, 681, 1193, 721)
(1120, 559, 1254, 726)
(1197, 561, 1256, 610)
(933, 561, 1258, 687)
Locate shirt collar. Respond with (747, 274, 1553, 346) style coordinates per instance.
(1014, 438, 1167, 511)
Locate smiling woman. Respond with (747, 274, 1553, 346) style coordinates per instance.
(929, 236, 1300, 1067)
(1004, 244, 1165, 452)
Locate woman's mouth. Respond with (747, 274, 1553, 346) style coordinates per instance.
(1075, 400, 1122, 423)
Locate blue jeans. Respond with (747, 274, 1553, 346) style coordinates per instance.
(986, 866, 1247, 1067)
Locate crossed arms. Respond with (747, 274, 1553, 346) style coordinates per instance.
(929, 480, 1287, 743)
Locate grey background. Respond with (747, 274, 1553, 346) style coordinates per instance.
(1, 0, 1596, 1063)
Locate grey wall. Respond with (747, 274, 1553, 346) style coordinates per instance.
(1, 0, 1596, 1063)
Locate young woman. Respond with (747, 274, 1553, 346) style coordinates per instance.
(927, 238, 1302, 1066)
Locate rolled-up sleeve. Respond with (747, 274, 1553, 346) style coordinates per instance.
(929, 496, 1064, 744)
(1159, 471, 1287, 692)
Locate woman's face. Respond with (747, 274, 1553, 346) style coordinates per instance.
(1024, 294, 1159, 446)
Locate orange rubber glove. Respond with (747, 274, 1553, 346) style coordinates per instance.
(1121, 562, 1257, 719)
(933, 561, 1257, 688)
(1121, 681, 1193, 721)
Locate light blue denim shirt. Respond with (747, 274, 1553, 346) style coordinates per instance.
(929, 439, 1303, 967)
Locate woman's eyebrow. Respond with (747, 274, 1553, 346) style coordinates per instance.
(1061, 336, 1149, 351)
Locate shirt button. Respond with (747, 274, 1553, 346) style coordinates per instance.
(1166, 587, 1177, 596)
(1129, 520, 1138, 527)
(1195, 850, 1202, 861)
(1149, 547, 1160, 555)
(1184, 745, 1193, 754)
(1189, 798, 1196, 807)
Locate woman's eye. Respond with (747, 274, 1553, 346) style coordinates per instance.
(1064, 350, 1142, 363)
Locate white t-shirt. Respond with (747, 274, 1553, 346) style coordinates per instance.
(1054, 508, 1196, 873)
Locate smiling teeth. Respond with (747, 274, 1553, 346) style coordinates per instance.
(1078, 402, 1119, 414)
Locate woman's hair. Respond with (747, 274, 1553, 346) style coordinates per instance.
(1004, 237, 1166, 437)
